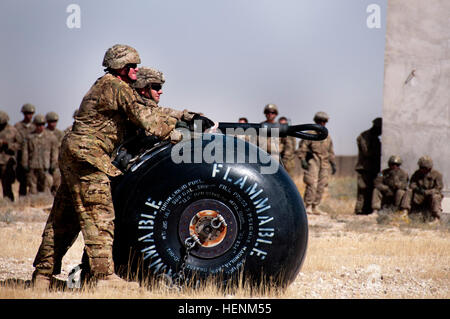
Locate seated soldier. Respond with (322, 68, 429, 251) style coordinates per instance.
(371, 155, 408, 214)
(400, 156, 443, 222)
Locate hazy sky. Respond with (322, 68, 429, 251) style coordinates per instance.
(0, 0, 386, 155)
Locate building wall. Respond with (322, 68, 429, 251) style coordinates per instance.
(382, 0, 450, 197)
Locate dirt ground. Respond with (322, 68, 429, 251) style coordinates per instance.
(0, 180, 449, 299)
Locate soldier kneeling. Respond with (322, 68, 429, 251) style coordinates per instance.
(371, 155, 408, 214)
(400, 156, 443, 222)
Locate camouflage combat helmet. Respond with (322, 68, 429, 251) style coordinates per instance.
(418, 155, 433, 169)
(102, 44, 141, 69)
(0, 111, 9, 124)
(21, 103, 36, 113)
(132, 67, 165, 89)
(314, 111, 329, 123)
(45, 112, 59, 122)
(264, 104, 278, 115)
(388, 155, 402, 166)
(33, 114, 46, 125)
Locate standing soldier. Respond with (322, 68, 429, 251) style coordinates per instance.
(371, 155, 408, 214)
(14, 103, 36, 196)
(22, 114, 58, 194)
(354, 117, 382, 215)
(0, 111, 20, 201)
(31, 45, 214, 290)
(45, 112, 64, 194)
(400, 156, 443, 222)
(259, 104, 279, 160)
(297, 112, 336, 215)
(278, 116, 297, 178)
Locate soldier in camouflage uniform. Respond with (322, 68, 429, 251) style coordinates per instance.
(371, 155, 409, 214)
(259, 104, 280, 160)
(32, 44, 212, 290)
(45, 112, 64, 195)
(297, 112, 336, 215)
(354, 118, 382, 215)
(278, 116, 297, 177)
(14, 103, 36, 196)
(400, 156, 443, 222)
(22, 114, 59, 194)
(0, 111, 20, 201)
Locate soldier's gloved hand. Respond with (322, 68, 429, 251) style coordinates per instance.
(301, 159, 309, 170)
(190, 114, 215, 132)
(415, 187, 425, 195)
(175, 120, 190, 130)
(331, 162, 337, 175)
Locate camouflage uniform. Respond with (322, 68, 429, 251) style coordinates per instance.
(400, 156, 443, 221)
(22, 115, 59, 194)
(297, 133, 336, 210)
(46, 112, 65, 195)
(33, 45, 181, 281)
(0, 111, 20, 201)
(14, 104, 36, 196)
(279, 135, 297, 176)
(354, 118, 382, 214)
(371, 156, 408, 211)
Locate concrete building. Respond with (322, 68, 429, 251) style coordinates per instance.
(382, 0, 450, 213)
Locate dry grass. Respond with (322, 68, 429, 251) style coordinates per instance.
(0, 177, 449, 299)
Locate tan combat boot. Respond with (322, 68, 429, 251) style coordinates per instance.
(95, 274, 140, 290)
(312, 205, 324, 215)
(31, 271, 52, 290)
(305, 205, 313, 215)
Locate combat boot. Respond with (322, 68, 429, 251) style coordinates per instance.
(312, 205, 325, 215)
(31, 271, 52, 290)
(95, 274, 140, 290)
(305, 205, 313, 215)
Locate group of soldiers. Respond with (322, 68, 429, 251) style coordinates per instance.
(0, 105, 66, 201)
(247, 106, 444, 222)
(355, 118, 443, 222)
(242, 104, 336, 215)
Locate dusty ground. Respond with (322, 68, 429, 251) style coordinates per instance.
(0, 178, 449, 299)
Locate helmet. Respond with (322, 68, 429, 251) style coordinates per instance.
(388, 155, 402, 166)
(418, 156, 433, 169)
(0, 111, 9, 124)
(102, 44, 141, 69)
(372, 117, 382, 127)
(264, 104, 278, 115)
(313, 111, 329, 123)
(132, 67, 165, 89)
(45, 112, 59, 122)
(33, 114, 46, 125)
(21, 103, 36, 113)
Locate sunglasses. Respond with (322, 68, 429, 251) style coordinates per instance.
(125, 63, 138, 69)
(151, 84, 162, 91)
(265, 111, 277, 115)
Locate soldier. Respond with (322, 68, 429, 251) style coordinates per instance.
(259, 104, 280, 160)
(14, 103, 36, 196)
(354, 117, 382, 215)
(32, 44, 214, 290)
(400, 156, 443, 222)
(371, 155, 409, 214)
(278, 116, 296, 177)
(0, 111, 20, 201)
(22, 114, 58, 194)
(297, 112, 336, 215)
(45, 112, 64, 194)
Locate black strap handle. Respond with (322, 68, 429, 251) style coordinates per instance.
(217, 122, 328, 141)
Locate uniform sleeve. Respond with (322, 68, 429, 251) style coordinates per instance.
(297, 139, 310, 160)
(118, 87, 178, 140)
(21, 140, 28, 167)
(374, 172, 389, 192)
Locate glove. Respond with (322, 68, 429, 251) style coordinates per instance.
(190, 114, 215, 132)
(301, 159, 309, 170)
(331, 162, 336, 175)
(415, 187, 425, 195)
